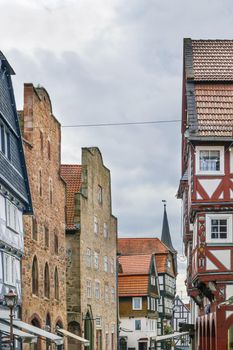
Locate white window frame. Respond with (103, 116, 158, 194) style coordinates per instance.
(86, 248, 92, 267)
(6, 200, 18, 232)
(206, 213, 232, 243)
(96, 316, 102, 328)
(132, 297, 142, 310)
(195, 146, 224, 175)
(151, 275, 156, 286)
(86, 279, 92, 298)
(104, 223, 109, 239)
(135, 319, 141, 330)
(95, 281, 100, 300)
(103, 256, 108, 272)
(94, 216, 99, 235)
(4, 254, 15, 286)
(94, 252, 99, 270)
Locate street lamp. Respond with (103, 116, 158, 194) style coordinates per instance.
(4, 290, 18, 349)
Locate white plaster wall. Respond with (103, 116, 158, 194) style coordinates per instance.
(120, 317, 157, 348)
(226, 284, 233, 300)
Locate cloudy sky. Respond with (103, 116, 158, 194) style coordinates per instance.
(1, 0, 232, 300)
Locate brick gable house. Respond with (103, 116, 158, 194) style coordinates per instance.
(20, 84, 67, 349)
(61, 147, 117, 350)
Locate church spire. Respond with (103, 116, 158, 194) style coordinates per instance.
(161, 200, 175, 252)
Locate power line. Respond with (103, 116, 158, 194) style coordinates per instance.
(61, 119, 181, 128)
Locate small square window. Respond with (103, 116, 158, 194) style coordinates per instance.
(200, 150, 220, 171)
(206, 214, 232, 243)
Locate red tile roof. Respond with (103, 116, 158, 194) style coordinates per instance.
(192, 40, 233, 81)
(118, 237, 169, 255)
(118, 275, 148, 296)
(195, 84, 233, 137)
(119, 254, 152, 275)
(118, 237, 169, 274)
(60, 164, 82, 229)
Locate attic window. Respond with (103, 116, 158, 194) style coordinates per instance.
(167, 260, 171, 269)
(196, 146, 224, 175)
(151, 276, 156, 286)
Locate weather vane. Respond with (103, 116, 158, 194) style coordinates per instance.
(162, 199, 167, 208)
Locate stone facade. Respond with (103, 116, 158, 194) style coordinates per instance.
(61, 147, 117, 350)
(20, 84, 67, 348)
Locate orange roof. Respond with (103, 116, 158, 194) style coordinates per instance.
(192, 40, 233, 81)
(195, 84, 233, 137)
(118, 237, 168, 255)
(118, 275, 148, 296)
(119, 254, 152, 275)
(60, 164, 82, 229)
(118, 237, 169, 274)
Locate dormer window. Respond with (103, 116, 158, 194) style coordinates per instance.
(196, 146, 224, 175)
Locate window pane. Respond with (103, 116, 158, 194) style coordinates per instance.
(200, 150, 220, 171)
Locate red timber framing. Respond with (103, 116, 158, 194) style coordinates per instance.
(178, 38, 233, 350)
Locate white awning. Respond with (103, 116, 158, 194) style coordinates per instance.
(0, 322, 37, 343)
(152, 331, 189, 342)
(57, 328, 90, 346)
(6, 320, 63, 346)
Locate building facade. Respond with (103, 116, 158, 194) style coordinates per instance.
(20, 84, 67, 348)
(118, 254, 159, 350)
(0, 53, 32, 347)
(178, 39, 233, 349)
(118, 207, 177, 349)
(172, 296, 190, 349)
(61, 147, 117, 350)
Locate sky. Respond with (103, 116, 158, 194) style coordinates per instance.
(1, 0, 233, 301)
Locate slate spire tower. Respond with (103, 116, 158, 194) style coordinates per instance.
(161, 201, 175, 252)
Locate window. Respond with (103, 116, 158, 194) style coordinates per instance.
(132, 297, 142, 310)
(104, 223, 109, 239)
(94, 252, 99, 270)
(44, 263, 50, 298)
(111, 287, 115, 302)
(94, 216, 99, 235)
(97, 185, 102, 204)
(6, 200, 18, 232)
(32, 256, 39, 295)
(4, 254, 15, 286)
(40, 130, 43, 154)
(105, 284, 109, 304)
(103, 256, 108, 272)
(32, 217, 38, 241)
(39, 170, 43, 197)
(86, 248, 91, 267)
(206, 214, 232, 243)
(47, 140, 51, 160)
(86, 279, 92, 298)
(44, 226, 49, 248)
(135, 320, 141, 331)
(49, 178, 53, 205)
(196, 146, 224, 175)
(151, 275, 156, 286)
(95, 281, 100, 300)
(54, 267, 59, 300)
(54, 232, 59, 254)
(167, 260, 171, 269)
(0, 124, 10, 159)
(151, 297, 156, 311)
(96, 317, 102, 328)
(110, 258, 114, 273)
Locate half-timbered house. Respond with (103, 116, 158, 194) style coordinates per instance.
(118, 254, 159, 350)
(0, 52, 32, 346)
(172, 296, 190, 349)
(178, 38, 233, 350)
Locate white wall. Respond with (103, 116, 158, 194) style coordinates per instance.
(120, 317, 157, 349)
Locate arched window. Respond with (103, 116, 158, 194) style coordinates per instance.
(49, 178, 53, 205)
(44, 263, 50, 298)
(31, 317, 41, 350)
(45, 313, 51, 350)
(44, 225, 49, 248)
(47, 140, 51, 160)
(32, 217, 38, 241)
(54, 231, 58, 254)
(32, 256, 39, 296)
(54, 267, 59, 300)
(39, 170, 42, 197)
(40, 130, 43, 154)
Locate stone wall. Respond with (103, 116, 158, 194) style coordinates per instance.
(21, 84, 67, 348)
